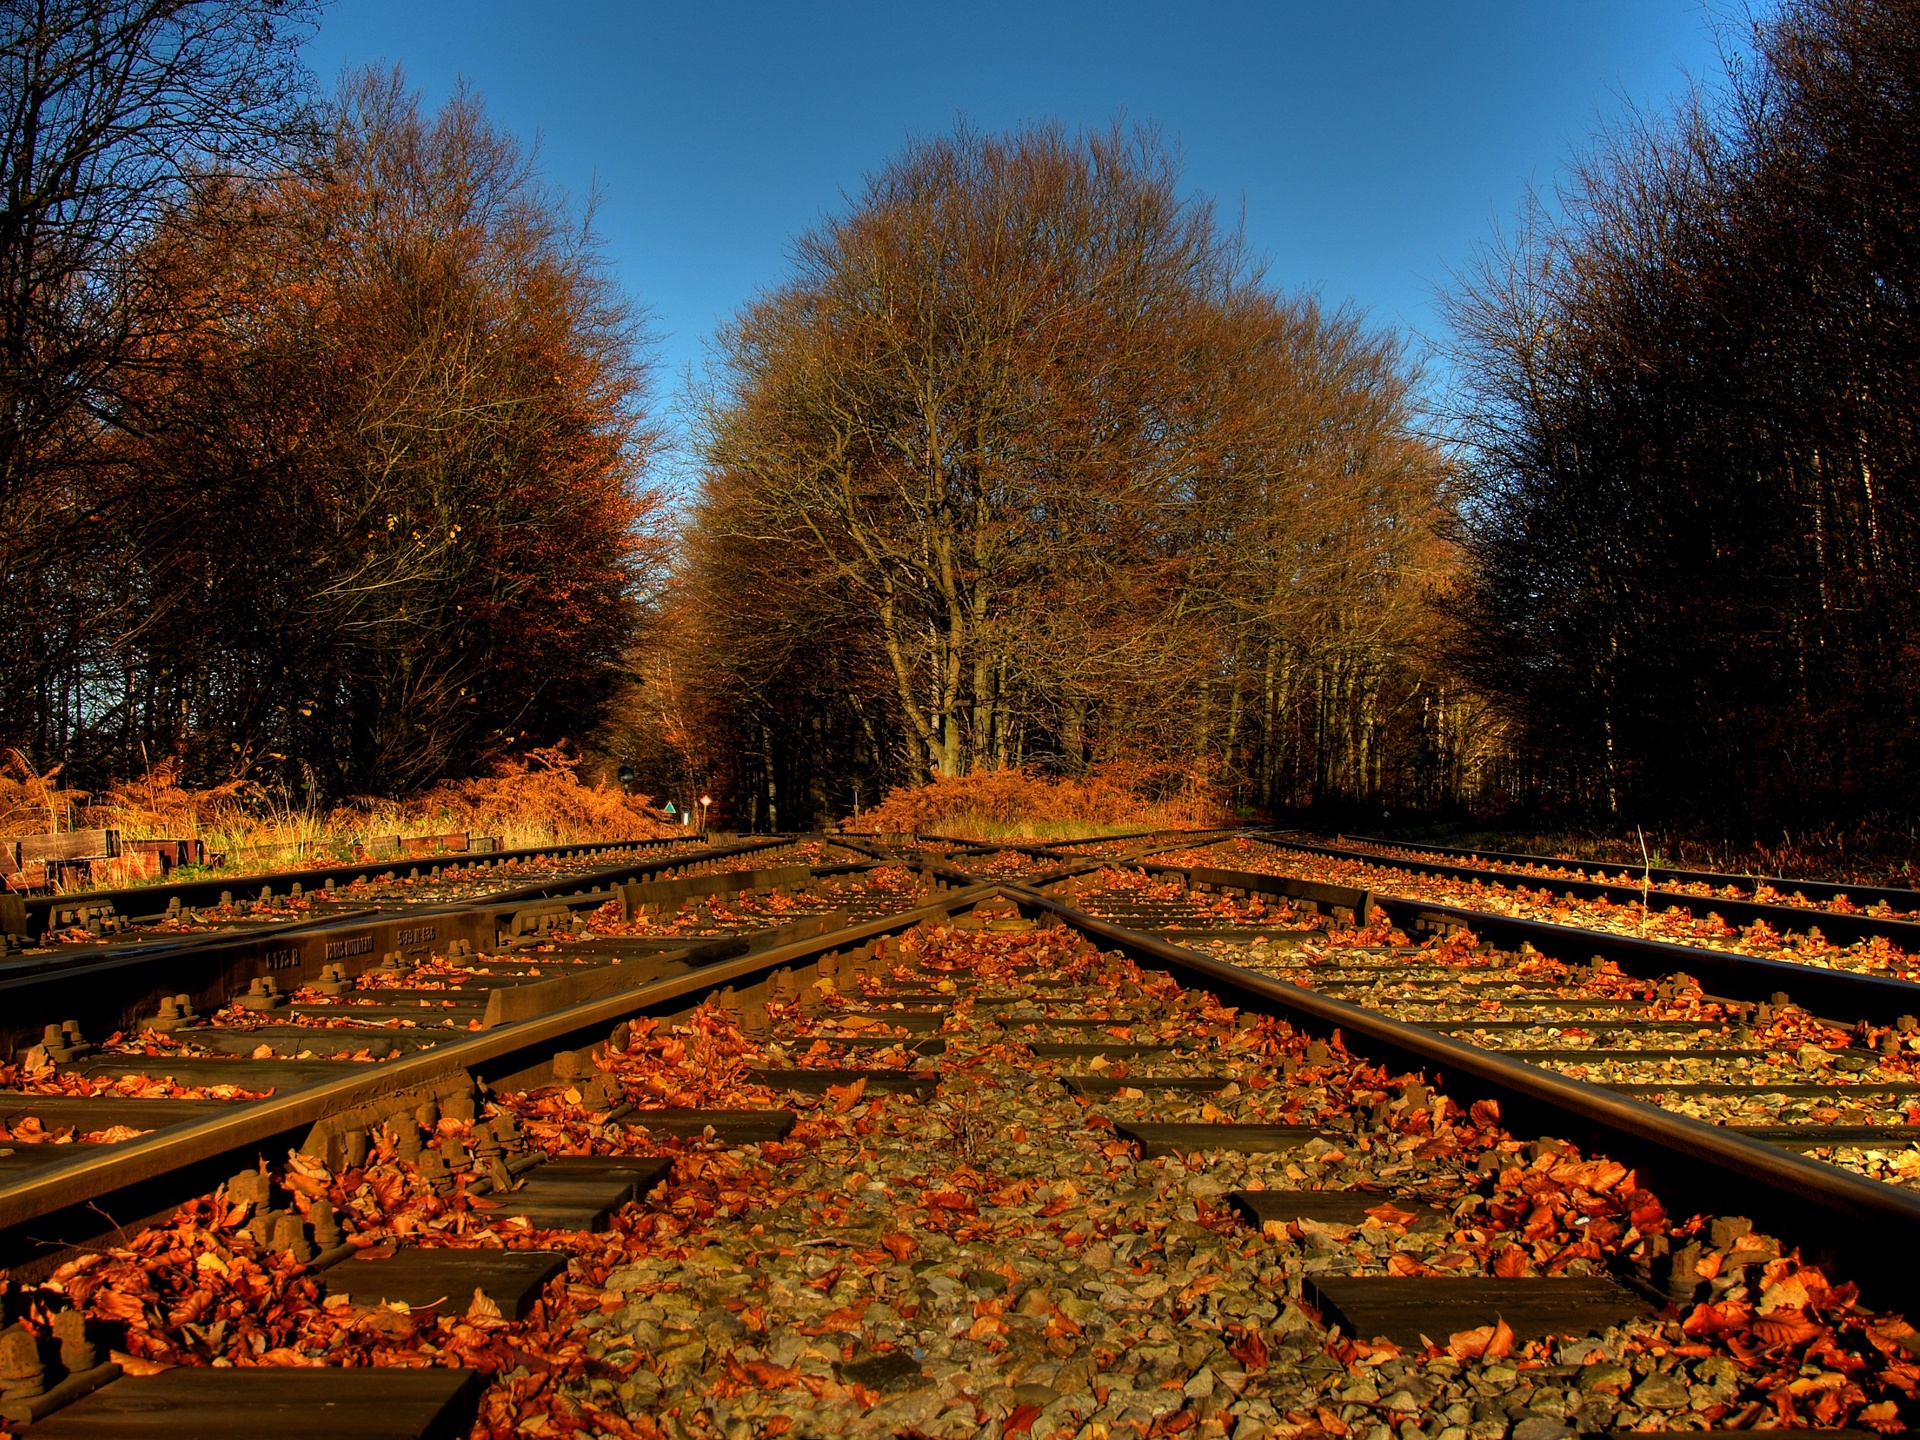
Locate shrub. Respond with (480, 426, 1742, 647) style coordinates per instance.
(847, 764, 1222, 840)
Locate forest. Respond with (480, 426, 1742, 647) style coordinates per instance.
(2, 0, 1914, 842)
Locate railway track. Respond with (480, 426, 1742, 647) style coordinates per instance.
(1, 837, 729, 979)
(1273, 833, 1920, 945)
(1328, 833, 1920, 916)
(0, 834, 1916, 1436)
(1164, 834, 1920, 985)
(2, 833, 731, 961)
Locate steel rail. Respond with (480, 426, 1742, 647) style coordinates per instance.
(1303, 829, 1920, 914)
(0, 880, 1000, 1273)
(1113, 855, 1920, 1028)
(1006, 881, 1920, 1308)
(1252, 833, 1920, 952)
(0, 837, 800, 1057)
(8, 830, 729, 938)
(913, 827, 1236, 854)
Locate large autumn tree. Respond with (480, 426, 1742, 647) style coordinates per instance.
(673, 122, 1451, 828)
(99, 69, 662, 795)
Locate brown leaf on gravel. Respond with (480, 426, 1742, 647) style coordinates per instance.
(1005, 1403, 1043, 1436)
(466, 1289, 503, 1323)
(1365, 1201, 1417, 1227)
(744, 1359, 801, 1388)
(1231, 1330, 1269, 1370)
(1753, 1309, 1827, 1347)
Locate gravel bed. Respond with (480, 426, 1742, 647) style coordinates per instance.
(4, 916, 1916, 1437)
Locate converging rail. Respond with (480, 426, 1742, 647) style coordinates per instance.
(1255, 834, 1920, 952)
(0, 831, 1915, 1436)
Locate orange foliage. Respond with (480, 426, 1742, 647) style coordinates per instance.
(11, 749, 678, 863)
(84, 759, 251, 837)
(379, 746, 680, 844)
(847, 764, 1223, 838)
(0, 751, 86, 836)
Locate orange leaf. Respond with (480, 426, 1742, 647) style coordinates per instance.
(110, 1350, 172, 1377)
(966, 1313, 1009, 1341)
(1448, 1324, 1496, 1359)
(1684, 1300, 1753, 1337)
(880, 1232, 917, 1262)
(1493, 1243, 1530, 1277)
(1005, 1404, 1043, 1436)
(1856, 1400, 1903, 1433)
(93, 1292, 146, 1323)
(1752, 1309, 1825, 1348)
(829, 1077, 868, 1114)
(1230, 1330, 1269, 1370)
(1365, 1202, 1417, 1227)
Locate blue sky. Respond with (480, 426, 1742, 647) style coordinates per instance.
(304, 2, 1747, 436)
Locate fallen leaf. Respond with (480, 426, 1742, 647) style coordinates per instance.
(111, 1350, 173, 1376)
(466, 1288, 503, 1322)
(1752, 1309, 1824, 1347)
(828, 1077, 868, 1114)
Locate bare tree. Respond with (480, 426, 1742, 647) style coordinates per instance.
(1444, 0, 1920, 828)
(675, 120, 1451, 825)
(0, 0, 317, 759)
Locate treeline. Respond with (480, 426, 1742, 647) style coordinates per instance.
(24, 0, 1907, 840)
(629, 124, 1466, 829)
(1445, 0, 1920, 830)
(1, 1, 656, 800)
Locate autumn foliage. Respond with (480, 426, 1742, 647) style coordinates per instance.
(5, 746, 678, 863)
(101, 70, 662, 797)
(0, 49, 661, 807)
(350, 746, 680, 846)
(847, 765, 1222, 839)
(666, 122, 1455, 830)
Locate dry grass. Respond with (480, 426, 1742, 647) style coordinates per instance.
(4, 747, 679, 884)
(848, 764, 1222, 841)
(339, 746, 682, 851)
